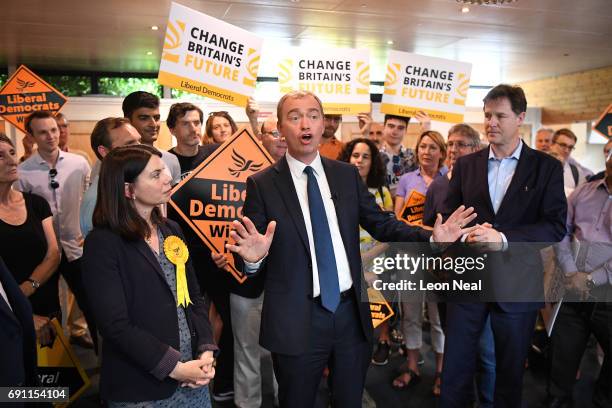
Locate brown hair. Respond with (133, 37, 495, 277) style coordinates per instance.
(276, 90, 324, 125)
(93, 144, 163, 241)
(483, 84, 527, 115)
(24, 111, 55, 134)
(203, 111, 238, 144)
(90, 117, 132, 160)
(0, 133, 14, 148)
(167, 102, 203, 129)
(552, 128, 577, 144)
(415, 130, 447, 169)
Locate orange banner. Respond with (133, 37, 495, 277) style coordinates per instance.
(169, 129, 273, 283)
(0, 65, 67, 132)
(399, 189, 426, 226)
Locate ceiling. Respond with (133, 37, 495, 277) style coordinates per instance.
(2, 0, 612, 85)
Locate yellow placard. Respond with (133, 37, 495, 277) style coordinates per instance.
(381, 51, 472, 124)
(37, 319, 91, 407)
(158, 2, 263, 107)
(278, 47, 371, 115)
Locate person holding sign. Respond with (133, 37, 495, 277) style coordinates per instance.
(318, 114, 344, 160)
(226, 90, 479, 407)
(337, 138, 394, 366)
(82, 145, 217, 406)
(392, 130, 447, 394)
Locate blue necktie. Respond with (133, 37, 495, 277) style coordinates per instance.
(304, 166, 340, 312)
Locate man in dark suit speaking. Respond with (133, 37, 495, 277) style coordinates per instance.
(440, 84, 567, 407)
(227, 90, 478, 407)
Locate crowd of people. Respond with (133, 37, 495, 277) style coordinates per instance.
(0, 84, 610, 408)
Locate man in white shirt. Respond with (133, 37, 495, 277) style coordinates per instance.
(550, 128, 593, 195)
(226, 90, 476, 407)
(18, 111, 95, 349)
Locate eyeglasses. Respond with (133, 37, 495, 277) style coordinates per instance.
(447, 141, 474, 149)
(554, 141, 575, 151)
(48, 168, 59, 190)
(262, 130, 281, 139)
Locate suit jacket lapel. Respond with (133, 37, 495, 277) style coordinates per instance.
(133, 239, 166, 281)
(496, 143, 535, 217)
(476, 148, 496, 218)
(321, 159, 351, 248)
(0, 295, 19, 326)
(272, 157, 310, 254)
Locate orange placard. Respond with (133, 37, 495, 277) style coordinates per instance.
(367, 288, 394, 328)
(592, 103, 612, 139)
(169, 128, 273, 283)
(399, 189, 426, 226)
(0, 65, 67, 132)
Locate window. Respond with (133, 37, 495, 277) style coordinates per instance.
(98, 77, 162, 97)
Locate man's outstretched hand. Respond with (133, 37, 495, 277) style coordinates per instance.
(432, 205, 478, 243)
(226, 216, 276, 263)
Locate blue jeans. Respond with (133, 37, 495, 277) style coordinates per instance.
(476, 316, 496, 408)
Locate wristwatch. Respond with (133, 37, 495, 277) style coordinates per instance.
(585, 274, 595, 290)
(26, 278, 41, 290)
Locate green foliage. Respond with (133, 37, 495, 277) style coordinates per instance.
(98, 77, 162, 97)
(43, 75, 91, 96)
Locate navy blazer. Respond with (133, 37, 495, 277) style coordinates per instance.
(0, 256, 37, 386)
(244, 156, 431, 355)
(82, 219, 216, 402)
(444, 143, 567, 311)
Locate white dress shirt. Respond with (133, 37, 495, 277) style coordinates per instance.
(0, 280, 13, 311)
(17, 150, 90, 261)
(246, 152, 353, 297)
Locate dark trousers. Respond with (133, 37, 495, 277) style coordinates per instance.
(208, 289, 234, 393)
(440, 303, 537, 408)
(58, 251, 97, 351)
(272, 294, 371, 408)
(548, 302, 612, 408)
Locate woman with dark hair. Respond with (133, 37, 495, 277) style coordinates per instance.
(338, 138, 395, 366)
(0, 133, 60, 346)
(82, 144, 217, 407)
(203, 111, 238, 145)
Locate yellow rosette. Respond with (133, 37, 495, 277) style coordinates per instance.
(163, 235, 192, 308)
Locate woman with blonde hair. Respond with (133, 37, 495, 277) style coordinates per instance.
(392, 130, 447, 395)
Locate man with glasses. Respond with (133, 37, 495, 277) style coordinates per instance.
(544, 145, 612, 408)
(18, 110, 96, 349)
(551, 128, 593, 195)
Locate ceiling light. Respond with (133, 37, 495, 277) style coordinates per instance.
(146, 51, 153, 55)
(151, 25, 159, 30)
(456, 0, 516, 4)
(461, 5, 470, 12)
(387, 40, 394, 45)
